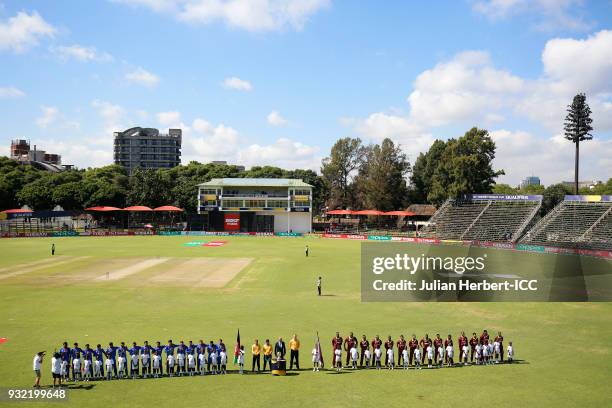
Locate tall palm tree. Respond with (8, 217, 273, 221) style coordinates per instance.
(563, 93, 593, 194)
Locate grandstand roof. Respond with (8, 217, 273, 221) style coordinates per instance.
(198, 178, 313, 188)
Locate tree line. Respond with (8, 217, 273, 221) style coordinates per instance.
(1, 125, 609, 214)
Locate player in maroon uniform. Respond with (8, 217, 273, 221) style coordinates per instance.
(469, 333, 479, 362)
(433, 334, 443, 363)
(494, 331, 504, 362)
(408, 335, 419, 366)
(480, 329, 490, 345)
(458, 331, 468, 363)
(344, 332, 357, 366)
(444, 334, 453, 364)
(331, 332, 342, 367)
(359, 335, 370, 368)
(383, 336, 394, 366)
(419, 334, 431, 364)
(396, 335, 407, 366)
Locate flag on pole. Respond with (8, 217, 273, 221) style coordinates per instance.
(233, 329, 241, 364)
(316, 331, 324, 368)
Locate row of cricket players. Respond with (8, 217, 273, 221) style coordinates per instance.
(51, 339, 245, 381)
(323, 330, 514, 371)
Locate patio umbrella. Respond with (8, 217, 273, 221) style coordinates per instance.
(352, 210, 385, 215)
(326, 209, 354, 215)
(84, 206, 123, 212)
(124, 205, 153, 211)
(383, 210, 416, 216)
(153, 205, 184, 212)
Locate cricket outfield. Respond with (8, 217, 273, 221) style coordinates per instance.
(0, 235, 610, 407)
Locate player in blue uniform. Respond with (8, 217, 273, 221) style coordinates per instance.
(104, 342, 118, 378)
(83, 344, 94, 379)
(153, 342, 164, 376)
(70, 342, 83, 381)
(206, 341, 215, 372)
(93, 344, 105, 379)
(117, 342, 128, 378)
(129, 342, 141, 378)
(164, 340, 176, 376)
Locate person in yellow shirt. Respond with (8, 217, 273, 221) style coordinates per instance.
(289, 334, 300, 370)
(262, 339, 273, 371)
(251, 340, 261, 372)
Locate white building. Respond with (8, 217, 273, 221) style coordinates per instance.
(197, 178, 313, 233)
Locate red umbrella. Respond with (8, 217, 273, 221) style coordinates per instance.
(124, 205, 153, 211)
(353, 210, 385, 215)
(383, 210, 416, 216)
(85, 206, 123, 212)
(326, 209, 354, 215)
(153, 205, 184, 212)
(1, 208, 33, 214)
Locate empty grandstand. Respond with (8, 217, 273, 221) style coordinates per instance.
(520, 195, 612, 251)
(421, 194, 542, 242)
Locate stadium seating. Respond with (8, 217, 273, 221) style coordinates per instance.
(520, 197, 612, 251)
(421, 195, 542, 242)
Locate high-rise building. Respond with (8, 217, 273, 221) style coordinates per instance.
(113, 127, 181, 174)
(519, 176, 540, 190)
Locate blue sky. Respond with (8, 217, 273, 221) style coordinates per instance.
(1, 0, 611, 185)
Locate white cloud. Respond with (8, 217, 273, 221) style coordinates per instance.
(343, 30, 612, 183)
(0, 11, 56, 53)
(491, 129, 612, 185)
(50, 44, 113, 62)
(36, 106, 58, 128)
(157, 110, 181, 126)
(472, 0, 592, 32)
(183, 116, 320, 169)
(125, 67, 160, 87)
(223, 76, 252, 91)
(0, 86, 25, 98)
(267, 110, 288, 126)
(115, 0, 330, 32)
(407, 50, 524, 127)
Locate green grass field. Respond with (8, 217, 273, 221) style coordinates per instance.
(0, 235, 611, 407)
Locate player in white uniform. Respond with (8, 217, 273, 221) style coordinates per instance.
(93, 358, 102, 378)
(72, 357, 81, 381)
(426, 345, 433, 368)
(152, 352, 161, 378)
(414, 348, 422, 369)
(482, 342, 489, 364)
(436, 346, 444, 367)
(446, 344, 454, 367)
(363, 348, 371, 368)
(167, 355, 175, 377)
(402, 348, 409, 369)
(117, 355, 126, 378)
(238, 346, 245, 375)
(83, 359, 91, 381)
(475, 344, 482, 365)
(209, 350, 218, 374)
(187, 353, 196, 375)
(198, 351, 207, 375)
(374, 348, 382, 369)
(386, 348, 395, 369)
(141, 352, 150, 378)
(311, 347, 321, 371)
(105, 358, 113, 379)
(488, 342, 494, 364)
(219, 351, 228, 374)
(334, 348, 342, 371)
(461, 344, 469, 365)
(350, 347, 358, 369)
(507, 342, 514, 363)
(177, 352, 185, 376)
(131, 354, 139, 379)
(493, 341, 500, 363)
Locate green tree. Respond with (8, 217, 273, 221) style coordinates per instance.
(409, 139, 446, 203)
(519, 184, 545, 195)
(492, 183, 518, 194)
(541, 183, 572, 214)
(355, 138, 410, 210)
(321, 137, 366, 209)
(127, 168, 172, 208)
(564, 93, 593, 194)
(428, 127, 504, 205)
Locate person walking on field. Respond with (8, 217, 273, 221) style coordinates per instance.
(33, 351, 44, 388)
(51, 243, 55, 256)
(305, 245, 309, 257)
(289, 334, 300, 370)
(316, 276, 322, 296)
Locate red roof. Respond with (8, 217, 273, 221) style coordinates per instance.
(85, 206, 123, 212)
(353, 210, 385, 215)
(1, 208, 33, 214)
(383, 210, 416, 216)
(326, 209, 354, 215)
(124, 205, 153, 211)
(153, 205, 183, 212)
